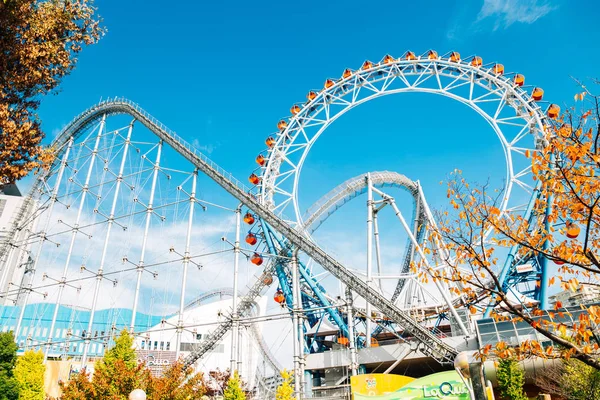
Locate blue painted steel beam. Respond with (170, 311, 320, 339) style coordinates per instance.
(262, 222, 350, 340)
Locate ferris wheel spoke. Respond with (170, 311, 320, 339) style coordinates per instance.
(411, 67, 436, 89)
(510, 146, 536, 157)
(443, 76, 471, 92)
(493, 92, 508, 120)
(513, 164, 532, 180)
(471, 86, 504, 103)
(512, 178, 533, 193)
(510, 125, 533, 147)
(283, 143, 309, 157)
(356, 74, 382, 96)
(392, 67, 413, 89)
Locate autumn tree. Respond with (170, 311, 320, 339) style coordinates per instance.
(535, 359, 600, 399)
(223, 371, 246, 400)
(145, 360, 206, 400)
(14, 350, 45, 400)
(61, 330, 147, 400)
(59, 367, 96, 400)
(61, 329, 206, 400)
(204, 369, 230, 397)
(275, 369, 294, 400)
(496, 359, 527, 400)
(0, 331, 19, 400)
(430, 83, 600, 369)
(0, 0, 103, 184)
(90, 329, 146, 399)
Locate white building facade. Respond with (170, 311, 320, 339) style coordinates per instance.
(0, 184, 36, 306)
(133, 295, 269, 391)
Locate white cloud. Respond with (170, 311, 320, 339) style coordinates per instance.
(477, 0, 557, 30)
(191, 138, 215, 155)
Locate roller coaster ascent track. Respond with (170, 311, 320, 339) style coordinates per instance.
(184, 288, 283, 373)
(13, 98, 457, 365)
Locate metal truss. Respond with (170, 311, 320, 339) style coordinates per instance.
(5, 99, 457, 364)
(259, 52, 550, 229)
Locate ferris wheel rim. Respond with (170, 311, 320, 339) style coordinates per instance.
(257, 54, 550, 229)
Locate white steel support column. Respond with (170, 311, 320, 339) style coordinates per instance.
(81, 121, 133, 367)
(291, 251, 301, 400)
(175, 170, 197, 360)
(15, 138, 73, 337)
(237, 328, 243, 374)
(372, 212, 384, 292)
(130, 141, 163, 331)
(387, 199, 469, 336)
(345, 287, 358, 376)
(45, 116, 105, 361)
(230, 205, 242, 372)
(365, 173, 373, 347)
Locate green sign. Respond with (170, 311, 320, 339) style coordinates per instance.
(353, 371, 470, 400)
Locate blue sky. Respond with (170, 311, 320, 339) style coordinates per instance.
(16, 0, 600, 366)
(32, 0, 600, 279)
(36, 0, 600, 207)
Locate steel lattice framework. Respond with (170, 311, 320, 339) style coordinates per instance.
(0, 50, 561, 380)
(259, 52, 549, 225)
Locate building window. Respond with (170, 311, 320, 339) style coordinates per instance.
(196, 333, 202, 341)
(160, 341, 164, 351)
(35, 328, 41, 337)
(78, 343, 83, 353)
(153, 341, 158, 350)
(42, 328, 47, 337)
(55, 329, 61, 338)
(166, 342, 170, 351)
(141, 340, 145, 350)
(22, 327, 28, 336)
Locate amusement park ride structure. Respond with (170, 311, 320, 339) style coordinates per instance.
(0, 50, 564, 395)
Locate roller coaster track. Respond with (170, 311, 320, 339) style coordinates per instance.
(184, 288, 283, 373)
(8, 98, 458, 367)
(302, 171, 426, 303)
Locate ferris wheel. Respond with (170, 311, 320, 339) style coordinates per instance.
(246, 50, 556, 336)
(255, 50, 551, 224)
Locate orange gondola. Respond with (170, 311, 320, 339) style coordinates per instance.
(449, 52, 460, 62)
(324, 79, 335, 89)
(248, 174, 260, 185)
(274, 289, 285, 304)
(493, 64, 504, 75)
(262, 274, 274, 286)
(251, 253, 263, 266)
(428, 50, 438, 60)
(307, 91, 317, 101)
(362, 60, 373, 70)
(514, 74, 525, 87)
(342, 68, 353, 79)
(471, 56, 482, 67)
(405, 51, 416, 61)
(277, 120, 288, 131)
(290, 105, 301, 115)
(245, 233, 258, 245)
(383, 55, 395, 64)
(532, 88, 544, 101)
(566, 223, 580, 239)
(266, 136, 276, 148)
(547, 104, 560, 119)
(255, 154, 265, 166)
(243, 212, 255, 225)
